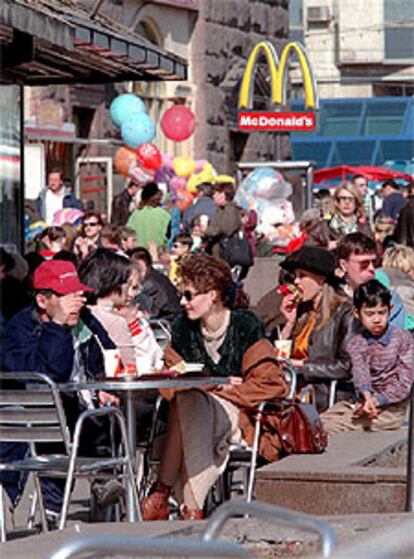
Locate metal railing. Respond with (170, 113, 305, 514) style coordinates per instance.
(202, 500, 336, 559)
(48, 534, 249, 559)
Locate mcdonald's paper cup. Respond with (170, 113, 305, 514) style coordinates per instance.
(103, 349, 122, 378)
(274, 340, 292, 360)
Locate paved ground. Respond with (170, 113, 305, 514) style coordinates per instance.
(2, 427, 412, 557)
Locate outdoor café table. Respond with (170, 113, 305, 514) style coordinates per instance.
(59, 374, 229, 522)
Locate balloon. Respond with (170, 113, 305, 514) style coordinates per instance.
(114, 146, 137, 176)
(52, 208, 84, 227)
(121, 113, 156, 148)
(195, 159, 208, 173)
(128, 161, 156, 183)
(173, 156, 196, 178)
(110, 94, 146, 128)
(136, 143, 162, 171)
(160, 105, 195, 142)
(161, 153, 174, 169)
(240, 168, 293, 199)
(170, 176, 188, 193)
(175, 191, 194, 212)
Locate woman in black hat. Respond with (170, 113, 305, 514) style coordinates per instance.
(278, 246, 355, 412)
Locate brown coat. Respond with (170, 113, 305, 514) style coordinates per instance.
(164, 338, 288, 462)
(304, 218, 373, 248)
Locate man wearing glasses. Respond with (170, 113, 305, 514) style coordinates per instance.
(74, 212, 104, 259)
(337, 232, 405, 329)
(36, 167, 83, 225)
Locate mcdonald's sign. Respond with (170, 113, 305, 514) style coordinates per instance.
(238, 41, 318, 132)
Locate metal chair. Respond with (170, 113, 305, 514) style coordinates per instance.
(148, 318, 172, 351)
(0, 372, 139, 540)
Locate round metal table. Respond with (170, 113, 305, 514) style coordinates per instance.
(59, 375, 229, 521)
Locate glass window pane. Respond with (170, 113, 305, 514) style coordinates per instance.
(0, 86, 21, 249)
(291, 141, 331, 167)
(380, 139, 414, 161)
(336, 141, 376, 165)
(384, 0, 413, 23)
(385, 28, 414, 59)
(289, 0, 303, 26)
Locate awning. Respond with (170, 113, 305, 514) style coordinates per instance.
(313, 165, 412, 184)
(0, 0, 187, 85)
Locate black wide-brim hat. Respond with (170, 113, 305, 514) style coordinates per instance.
(281, 246, 338, 284)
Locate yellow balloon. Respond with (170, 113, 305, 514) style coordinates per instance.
(212, 174, 235, 184)
(173, 156, 196, 178)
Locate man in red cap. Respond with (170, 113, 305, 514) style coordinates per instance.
(0, 260, 109, 523)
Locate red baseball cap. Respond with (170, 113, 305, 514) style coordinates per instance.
(33, 260, 92, 295)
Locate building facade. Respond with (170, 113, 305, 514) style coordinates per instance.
(288, 0, 414, 169)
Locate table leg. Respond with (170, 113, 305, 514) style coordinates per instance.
(124, 390, 141, 522)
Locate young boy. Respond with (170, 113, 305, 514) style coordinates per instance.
(168, 232, 193, 285)
(321, 279, 413, 434)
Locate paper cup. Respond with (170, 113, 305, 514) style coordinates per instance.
(103, 349, 122, 377)
(274, 340, 292, 360)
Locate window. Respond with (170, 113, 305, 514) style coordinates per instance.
(363, 102, 406, 136)
(0, 86, 21, 249)
(320, 102, 363, 136)
(289, 0, 304, 44)
(384, 0, 414, 60)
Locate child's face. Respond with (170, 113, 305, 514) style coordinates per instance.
(355, 302, 390, 338)
(173, 242, 190, 258)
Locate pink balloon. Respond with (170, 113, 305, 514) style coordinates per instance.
(160, 105, 195, 142)
(195, 159, 208, 173)
(169, 176, 183, 193)
(162, 153, 174, 169)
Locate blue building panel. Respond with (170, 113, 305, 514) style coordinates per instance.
(291, 97, 414, 171)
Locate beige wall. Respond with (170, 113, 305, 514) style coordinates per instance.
(298, 0, 413, 100)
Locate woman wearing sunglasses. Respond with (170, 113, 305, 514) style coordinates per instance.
(306, 182, 373, 251)
(73, 211, 104, 260)
(141, 254, 287, 521)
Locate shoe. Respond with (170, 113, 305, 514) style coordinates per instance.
(141, 491, 169, 521)
(179, 505, 204, 520)
(92, 479, 125, 509)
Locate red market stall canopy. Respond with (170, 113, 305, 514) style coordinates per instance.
(314, 165, 412, 184)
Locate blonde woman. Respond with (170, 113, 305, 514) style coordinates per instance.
(306, 182, 373, 250)
(377, 244, 414, 331)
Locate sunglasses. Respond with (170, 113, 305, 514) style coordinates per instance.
(337, 196, 355, 203)
(178, 290, 203, 302)
(349, 257, 376, 269)
(84, 222, 99, 227)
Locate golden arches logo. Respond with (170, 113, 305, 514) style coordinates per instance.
(239, 41, 318, 111)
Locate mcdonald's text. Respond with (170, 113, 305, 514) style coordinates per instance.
(238, 111, 316, 131)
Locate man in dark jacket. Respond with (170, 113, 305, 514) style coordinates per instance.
(36, 168, 83, 224)
(111, 179, 141, 226)
(379, 179, 407, 221)
(129, 247, 182, 323)
(394, 190, 414, 248)
(182, 182, 218, 232)
(0, 260, 115, 519)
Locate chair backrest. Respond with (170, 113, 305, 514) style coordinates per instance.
(0, 372, 70, 453)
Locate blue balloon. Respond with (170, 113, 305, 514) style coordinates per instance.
(110, 94, 146, 128)
(121, 113, 156, 148)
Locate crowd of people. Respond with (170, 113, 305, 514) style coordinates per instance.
(0, 165, 413, 525)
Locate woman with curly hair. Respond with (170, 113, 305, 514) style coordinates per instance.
(141, 254, 287, 521)
(305, 182, 373, 250)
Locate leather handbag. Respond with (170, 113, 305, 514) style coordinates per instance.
(219, 229, 253, 268)
(260, 400, 328, 455)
